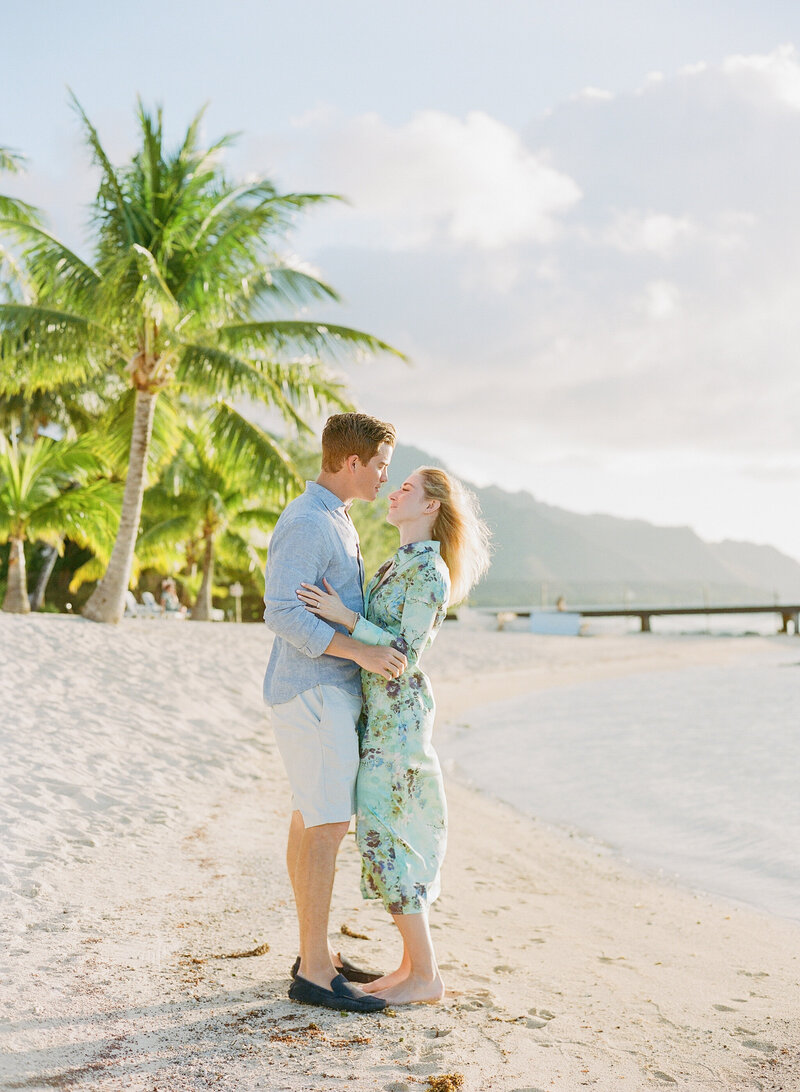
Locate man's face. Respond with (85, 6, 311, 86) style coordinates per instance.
(352, 442, 394, 502)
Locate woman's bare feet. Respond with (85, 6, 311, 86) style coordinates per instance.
(360, 963, 410, 994)
(374, 972, 445, 1005)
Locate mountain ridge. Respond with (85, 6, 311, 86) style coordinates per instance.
(385, 444, 800, 607)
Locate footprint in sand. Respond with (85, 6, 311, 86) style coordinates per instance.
(740, 1038, 776, 1053)
(457, 987, 497, 1012)
(528, 1007, 556, 1022)
(523, 1009, 550, 1026)
(712, 1004, 738, 1012)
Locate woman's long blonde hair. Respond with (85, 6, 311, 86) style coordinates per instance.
(417, 467, 492, 605)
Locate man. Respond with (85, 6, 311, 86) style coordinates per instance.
(262, 413, 407, 1013)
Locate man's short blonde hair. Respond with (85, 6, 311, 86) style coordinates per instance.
(321, 413, 396, 472)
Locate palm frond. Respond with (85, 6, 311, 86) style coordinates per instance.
(176, 343, 312, 432)
(69, 90, 139, 245)
(0, 195, 42, 225)
(229, 506, 282, 534)
(247, 263, 340, 313)
(0, 303, 120, 391)
(0, 149, 43, 226)
(204, 402, 301, 495)
(218, 320, 407, 364)
(0, 221, 99, 304)
(68, 554, 107, 592)
(132, 244, 179, 326)
(0, 148, 25, 173)
(28, 478, 122, 555)
(136, 513, 196, 557)
(216, 528, 260, 569)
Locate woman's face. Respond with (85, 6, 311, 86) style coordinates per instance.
(387, 472, 433, 527)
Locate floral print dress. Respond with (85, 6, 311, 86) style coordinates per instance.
(351, 540, 450, 915)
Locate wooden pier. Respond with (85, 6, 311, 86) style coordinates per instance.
(486, 604, 800, 634)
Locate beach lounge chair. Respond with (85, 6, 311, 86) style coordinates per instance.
(123, 591, 141, 618)
(140, 591, 164, 617)
(123, 590, 161, 618)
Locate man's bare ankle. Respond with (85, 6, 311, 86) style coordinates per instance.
(298, 958, 337, 988)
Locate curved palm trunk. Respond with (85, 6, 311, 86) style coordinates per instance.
(3, 536, 30, 614)
(83, 390, 157, 624)
(29, 543, 59, 611)
(191, 533, 215, 621)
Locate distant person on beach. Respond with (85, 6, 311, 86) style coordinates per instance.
(262, 413, 401, 1014)
(297, 467, 491, 1004)
(160, 578, 184, 615)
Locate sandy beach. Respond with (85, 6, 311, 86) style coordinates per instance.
(1, 614, 798, 1092)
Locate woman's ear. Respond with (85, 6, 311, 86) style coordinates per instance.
(427, 499, 441, 514)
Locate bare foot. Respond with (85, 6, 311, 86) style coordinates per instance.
(375, 973, 445, 1005)
(361, 965, 411, 994)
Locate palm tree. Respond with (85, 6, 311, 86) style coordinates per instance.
(0, 98, 403, 623)
(137, 425, 286, 620)
(0, 434, 121, 613)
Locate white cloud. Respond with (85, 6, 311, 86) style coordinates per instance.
(722, 43, 800, 110)
(254, 45, 800, 563)
(574, 86, 614, 102)
(285, 109, 581, 250)
(643, 280, 680, 319)
(604, 211, 698, 256)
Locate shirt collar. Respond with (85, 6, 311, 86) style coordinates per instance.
(305, 481, 350, 513)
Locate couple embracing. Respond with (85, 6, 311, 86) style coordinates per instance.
(262, 413, 490, 1012)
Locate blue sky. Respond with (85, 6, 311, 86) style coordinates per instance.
(4, 2, 800, 561)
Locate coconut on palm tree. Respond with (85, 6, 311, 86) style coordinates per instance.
(0, 433, 120, 613)
(0, 98, 403, 624)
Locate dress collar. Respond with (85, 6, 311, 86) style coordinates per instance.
(396, 539, 440, 560)
(387, 540, 440, 577)
(368, 541, 440, 600)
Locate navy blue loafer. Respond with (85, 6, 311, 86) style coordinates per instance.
(288, 972, 387, 1012)
(290, 954, 384, 984)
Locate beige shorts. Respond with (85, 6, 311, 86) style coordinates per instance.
(270, 685, 362, 828)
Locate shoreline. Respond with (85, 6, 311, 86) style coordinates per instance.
(1, 615, 799, 1090)
(433, 637, 800, 928)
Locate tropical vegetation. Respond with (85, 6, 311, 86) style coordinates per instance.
(0, 101, 402, 620)
(0, 433, 120, 612)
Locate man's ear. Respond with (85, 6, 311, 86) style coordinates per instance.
(346, 454, 360, 474)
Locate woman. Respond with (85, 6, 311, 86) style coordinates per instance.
(297, 467, 490, 1005)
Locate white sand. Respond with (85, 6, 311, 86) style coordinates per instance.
(0, 614, 798, 1091)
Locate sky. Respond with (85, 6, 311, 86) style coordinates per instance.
(3, 1, 800, 562)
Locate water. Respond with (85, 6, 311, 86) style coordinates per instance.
(438, 644, 800, 922)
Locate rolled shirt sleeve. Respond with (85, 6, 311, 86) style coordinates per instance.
(263, 516, 336, 659)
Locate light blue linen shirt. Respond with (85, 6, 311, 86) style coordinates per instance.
(262, 482, 365, 706)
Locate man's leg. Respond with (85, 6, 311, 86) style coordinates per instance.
(272, 687, 361, 990)
(286, 808, 305, 904)
(293, 819, 350, 988)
